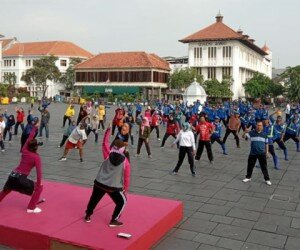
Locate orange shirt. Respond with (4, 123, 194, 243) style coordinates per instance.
(227, 116, 241, 131)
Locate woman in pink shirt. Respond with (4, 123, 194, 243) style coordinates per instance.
(0, 125, 43, 213)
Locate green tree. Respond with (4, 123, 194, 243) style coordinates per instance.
(21, 55, 61, 97)
(60, 57, 83, 90)
(243, 72, 282, 99)
(3, 73, 17, 85)
(279, 66, 300, 102)
(202, 77, 233, 98)
(168, 68, 203, 89)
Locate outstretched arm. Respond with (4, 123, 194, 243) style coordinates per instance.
(22, 126, 38, 153)
(102, 127, 111, 159)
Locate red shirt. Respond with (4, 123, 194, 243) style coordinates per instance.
(166, 121, 178, 135)
(14, 127, 42, 186)
(195, 122, 214, 141)
(16, 111, 25, 123)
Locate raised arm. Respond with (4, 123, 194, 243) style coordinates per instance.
(102, 127, 111, 159)
(22, 126, 38, 153)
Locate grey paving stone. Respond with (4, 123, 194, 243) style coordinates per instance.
(197, 244, 228, 250)
(231, 218, 255, 229)
(154, 236, 200, 250)
(217, 238, 244, 250)
(276, 226, 300, 238)
(291, 218, 300, 229)
(211, 224, 251, 241)
(285, 236, 300, 250)
(179, 218, 218, 233)
(198, 204, 231, 216)
(191, 212, 214, 221)
(266, 199, 297, 211)
(171, 229, 198, 241)
(192, 232, 220, 245)
(211, 215, 234, 225)
(241, 242, 270, 250)
(213, 188, 242, 202)
(227, 208, 261, 221)
(246, 230, 287, 248)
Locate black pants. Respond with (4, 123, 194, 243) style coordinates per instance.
(246, 154, 270, 180)
(195, 141, 213, 161)
(221, 118, 227, 127)
(150, 126, 160, 138)
(211, 137, 223, 145)
(98, 120, 105, 130)
(14, 122, 24, 135)
(137, 138, 151, 155)
(135, 111, 141, 121)
(60, 135, 69, 147)
(62, 115, 71, 127)
(273, 138, 286, 150)
(161, 133, 176, 147)
(284, 133, 300, 143)
(174, 146, 195, 174)
(3, 126, 13, 141)
(86, 184, 126, 221)
(223, 128, 240, 147)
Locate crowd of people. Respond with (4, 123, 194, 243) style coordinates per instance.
(0, 98, 299, 227)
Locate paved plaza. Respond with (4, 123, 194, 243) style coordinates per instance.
(1, 103, 300, 250)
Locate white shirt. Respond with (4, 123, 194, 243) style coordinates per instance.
(286, 104, 291, 114)
(173, 130, 196, 150)
(0, 120, 6, 134)
(68, 127, 87, 144)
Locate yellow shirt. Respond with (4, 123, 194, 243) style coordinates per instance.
(98, 105, 106, 120)
(65, 106, 75, 117)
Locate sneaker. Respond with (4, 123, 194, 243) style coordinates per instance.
(27, 207, 42, 213)
(80, 158, 83, 163)
(148, 155, 152, 158)
(223, 152, 228, 155)
(160, 146, 164, 148)
(135, 154, 140, 158)
(265, 180, 272, 186)
(157, 138, 161, 141)
(237, 145, 241, 148)
(59, 157, 67, 161)
(109, 219, 123, 227)
(242, 178, 251, 183)
(192, 172, 196, 177)
(84, 215, 91, 223)
(1, 149, 5, 152)
(57, 145, 61, 148)
(210, 161, 214, 165)
(169, 170, 177, 175)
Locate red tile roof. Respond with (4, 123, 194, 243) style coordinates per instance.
(3, 41, 93, 58)
(179, 16, 267, 56)
(0, 38, 16, 50)
(75, 52, 170, 71)
(180, 21, 242, 42)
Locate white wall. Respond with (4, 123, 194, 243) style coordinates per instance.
(187, 40, 272, 99)
(1, 56, 78, 97)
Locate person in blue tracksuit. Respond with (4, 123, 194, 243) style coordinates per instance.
(270, 114, 288, 160)
(211, 117, 227, 155)
(284, 116, 300, 152)
(263, 118, 279, 169)
(217, 105, 228, 127)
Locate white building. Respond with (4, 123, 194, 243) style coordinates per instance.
(1, 41, 93, 97)
(179, 12, 272, 99)
(163, 56, 188, 73)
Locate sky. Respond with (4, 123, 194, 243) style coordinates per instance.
(0, 0, 299, 68)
